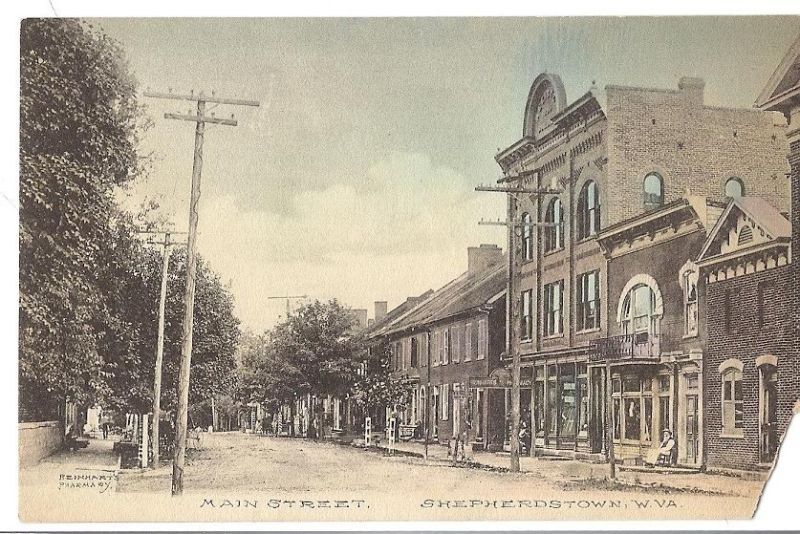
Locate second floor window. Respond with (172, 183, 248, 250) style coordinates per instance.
(576, 270, 600, 331)
(521, 290, 533, 340)
(621, 283, 658, 343)
(577, 181, 600, 239)
(544, 197, 564, 253)
(477, 318, 487, 360)
(543, 280, 564, 337)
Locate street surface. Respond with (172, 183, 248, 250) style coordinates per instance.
(20, 432, 764, 522)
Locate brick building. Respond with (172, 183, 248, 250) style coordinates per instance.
(596, 197, 722, 467)
(494, 72, 790, 464)
(697, 198, 792, 469)
(367, 245, 507, 448)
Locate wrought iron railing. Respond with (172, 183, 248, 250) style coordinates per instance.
(590, 332, 660, 362)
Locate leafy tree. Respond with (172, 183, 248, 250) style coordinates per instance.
(271, 299, 362, 401)
(19, 19, 149, 420)
(351, 340, 414, 420)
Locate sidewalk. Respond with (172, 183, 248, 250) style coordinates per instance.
(20, 437, 120, 494)
(372, 439, 765, 498)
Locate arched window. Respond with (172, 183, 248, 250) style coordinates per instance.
(577, 180, 600, 239)
(725, 177, 745, 199)
(521, 212, 533, 260)
(621, 283, 659, 344)
(544, 197, 564, 253)
(643, 173, 664, 209)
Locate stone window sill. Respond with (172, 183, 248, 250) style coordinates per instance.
(719, 432, 745, 439)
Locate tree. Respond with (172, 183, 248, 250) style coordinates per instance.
(351, 340, 414, 421)
(19, 19, 150, 420)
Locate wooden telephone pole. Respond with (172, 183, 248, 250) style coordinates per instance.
(138, 230, 186, 468)
(144, 89, 259, 496)
(476, 174, 561, 472)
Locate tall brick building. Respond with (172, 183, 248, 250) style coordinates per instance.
(495, 72, 790, 466)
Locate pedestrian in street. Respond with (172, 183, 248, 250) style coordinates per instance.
(101, 422, 109, 440)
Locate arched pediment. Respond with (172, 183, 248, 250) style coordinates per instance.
(523, 73, 567, 139)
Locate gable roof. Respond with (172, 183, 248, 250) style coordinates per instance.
(696, 196, 790, 264)
(378, 260, 507, 338)
(756, 33, 800, 111)
(362, 289, 434, 339)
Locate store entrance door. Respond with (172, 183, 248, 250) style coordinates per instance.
(685, 394, 699, 465)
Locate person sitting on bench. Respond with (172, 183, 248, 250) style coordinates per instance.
(646, 429, 675, 467)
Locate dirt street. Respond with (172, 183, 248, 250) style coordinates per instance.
(103, 431, 760, 521)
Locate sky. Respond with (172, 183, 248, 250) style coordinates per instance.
(96, 17, 799, 333)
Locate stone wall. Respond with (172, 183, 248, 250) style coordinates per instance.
(19, 420, 62, 467)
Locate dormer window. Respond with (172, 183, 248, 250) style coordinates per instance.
(725, 177, 745, 199)
(643, 173, 664, 210)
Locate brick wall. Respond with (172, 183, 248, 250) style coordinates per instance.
(704, 266, 793, 470)
(606, 82, 790, 227)
(789, 139, 800, 418)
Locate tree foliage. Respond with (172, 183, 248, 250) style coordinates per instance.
(351, 341, 414, 415)
(19, 19, 149, 420)
(19, 19, 239, 421)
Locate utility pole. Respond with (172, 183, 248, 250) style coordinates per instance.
(424, 329, 432, 460)
(138, 230, 186, 468)
(476, 176, 562, 473)
(266, 295, 308, 320)
(144, 89, 259, 496)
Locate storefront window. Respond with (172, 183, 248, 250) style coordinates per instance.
(578, 377, 589, 436)
(612, 398, 621, 439)
(643, 397, 653, 442)
(625, 398, 641, 440)
(534, 380, 545, 434)
(659, 396, 671, 433)
(561, 364, 577, 439)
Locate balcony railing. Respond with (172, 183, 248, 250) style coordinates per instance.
(590, 332, 660, 362)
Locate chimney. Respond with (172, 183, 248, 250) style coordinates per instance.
(468, 244, 503, 276)
(374, 301, 388, 322)
(678, 77, 705, 106)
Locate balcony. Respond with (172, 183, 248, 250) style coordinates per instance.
(590, 332, 661, 363)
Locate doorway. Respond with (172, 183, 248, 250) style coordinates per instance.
(760, 365, 778, 463)
(685, 394, 699, 465)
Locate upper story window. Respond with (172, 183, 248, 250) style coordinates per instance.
(477, 318, 487, 360)
(410, 337, 419, 368)
(521, 289, 533, 341)
(577, 181, 600, 239)
(521, 212, 533, 260)
(621, 283, 659, 343)
(544, 197, 564, 253)
(643, 173, 664, 210)
(679, 260, 699, 337)
(543, 280, 564, 337)
(464, 322, 473, 362)
(725, 177, 745, 199)
(576, 270, 600, 331)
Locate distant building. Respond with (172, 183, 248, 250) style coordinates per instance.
(367, 245, 507, 449)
